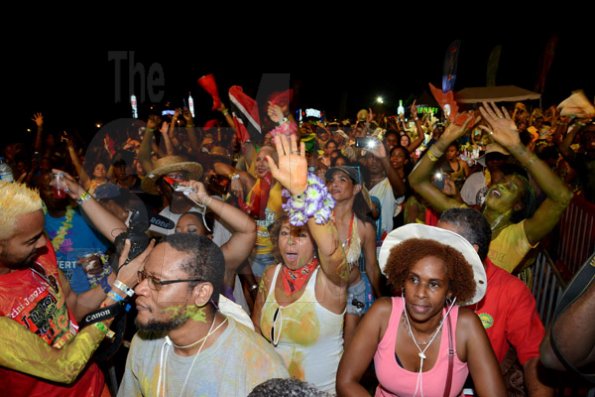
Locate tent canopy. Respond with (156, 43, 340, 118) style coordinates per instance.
(456, 85, 541, 104)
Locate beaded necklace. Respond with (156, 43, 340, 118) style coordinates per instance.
(49, 206, 76, 252)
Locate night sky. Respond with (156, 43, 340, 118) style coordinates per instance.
(5, 28, 593, 147)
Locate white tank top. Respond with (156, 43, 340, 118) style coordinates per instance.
(259, 265, 344, 393)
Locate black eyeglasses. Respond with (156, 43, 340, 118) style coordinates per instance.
(137, 270, 205, 291)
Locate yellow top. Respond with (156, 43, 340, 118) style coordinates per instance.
(488, 220, 538, 273)
(0, 317, 105, 384)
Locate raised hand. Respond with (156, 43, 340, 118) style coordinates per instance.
(159, 121, 169, 135)
(267, 102, 284, 124)
(62, 131, 74, 148)
(117, 238, 156, 288)
(51, 168, 84, 198)
(182, 107, 193, 123)
(266, 134, 307, 196)
(366, 137, 387, 159)
(410, 100, 418, 119)
(367, 107, 376, 123)
(180, 180, 209, 205)
(32, 112, 44, 128)
(439, 111, 478, 145)
(146, 115, 161, 130)
(478, 101, 521, 149)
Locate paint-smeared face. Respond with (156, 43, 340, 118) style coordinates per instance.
(134, 243, 204, 332)
(278, 222, 315, 271)
(0, 210, 47, 269)
(484, 174, 525, 214)
(403, 255, 450, 323)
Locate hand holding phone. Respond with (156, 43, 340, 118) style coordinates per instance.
(355, 136, 378, 149)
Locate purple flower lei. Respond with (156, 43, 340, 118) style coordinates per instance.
(282, 172, 335, 226)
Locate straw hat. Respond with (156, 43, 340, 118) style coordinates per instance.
(378, 223, 487, 305)
(141, 155, 203, 195)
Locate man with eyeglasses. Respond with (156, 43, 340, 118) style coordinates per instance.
(118, 233, 288, 396)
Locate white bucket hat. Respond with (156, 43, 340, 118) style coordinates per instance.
(378, 223, 487, 305)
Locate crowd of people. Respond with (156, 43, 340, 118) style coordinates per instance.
(0, 78, 594, 396)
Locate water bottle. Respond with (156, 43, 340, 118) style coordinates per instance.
(0, 157, 14, 182)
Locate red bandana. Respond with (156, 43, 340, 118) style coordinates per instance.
(281, 258, 319, 295)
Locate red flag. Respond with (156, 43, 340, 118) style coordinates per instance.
(197, 74, 222, 111)
(429, 83, 473, 126)
(229, 86, 262, 144)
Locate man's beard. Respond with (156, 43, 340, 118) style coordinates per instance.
(135, 312, 189, 333)
(0, 251, 38, 270)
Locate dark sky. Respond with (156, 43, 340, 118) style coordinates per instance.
(5, 29, 593, 147)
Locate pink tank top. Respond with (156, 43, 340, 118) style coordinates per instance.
(374, 297, 468, 397)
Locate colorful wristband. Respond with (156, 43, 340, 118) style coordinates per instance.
(94, 322, 115, 339)
(77, 191, 92, 205)
(427, 149, 440, 162)
(107, 290, 125, 303)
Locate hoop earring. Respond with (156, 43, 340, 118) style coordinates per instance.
(445, 295, 454, 306)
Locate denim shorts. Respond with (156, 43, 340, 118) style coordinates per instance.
(347, 275, 374, 316)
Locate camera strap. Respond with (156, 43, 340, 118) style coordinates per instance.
(79, 300, 131, 328)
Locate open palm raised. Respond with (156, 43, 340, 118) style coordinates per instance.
(266, 134, 308, 196)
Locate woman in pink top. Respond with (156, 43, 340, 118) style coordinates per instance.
(337, 224, 505, 397)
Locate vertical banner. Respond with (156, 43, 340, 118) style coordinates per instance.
(535, 34, 559, 94)
(442, 40, 461, 93)
(486, 45, 502, 87)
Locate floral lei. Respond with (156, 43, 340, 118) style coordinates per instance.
(51, 206, 75, 252)
(281, 173, 334, 226)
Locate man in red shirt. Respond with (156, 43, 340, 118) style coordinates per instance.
(0, 179, 126, 396)
(438, 208, 553, 396)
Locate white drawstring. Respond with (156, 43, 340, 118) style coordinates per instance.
(403, 297, 457, 397)
(157, 338, 171, 396)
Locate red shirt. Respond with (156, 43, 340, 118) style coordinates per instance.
(467, 258, 544, 365)
(0, 240, 104, 396)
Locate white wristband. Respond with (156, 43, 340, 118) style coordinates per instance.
(114, 279, 135, 297)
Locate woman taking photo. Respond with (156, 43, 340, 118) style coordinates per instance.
(336, 223, 505, 397)
(252, 135, 349, 394)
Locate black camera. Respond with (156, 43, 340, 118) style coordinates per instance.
(113, 210, 150, 265)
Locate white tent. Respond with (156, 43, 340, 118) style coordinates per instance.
(456, 85, 541, 104)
